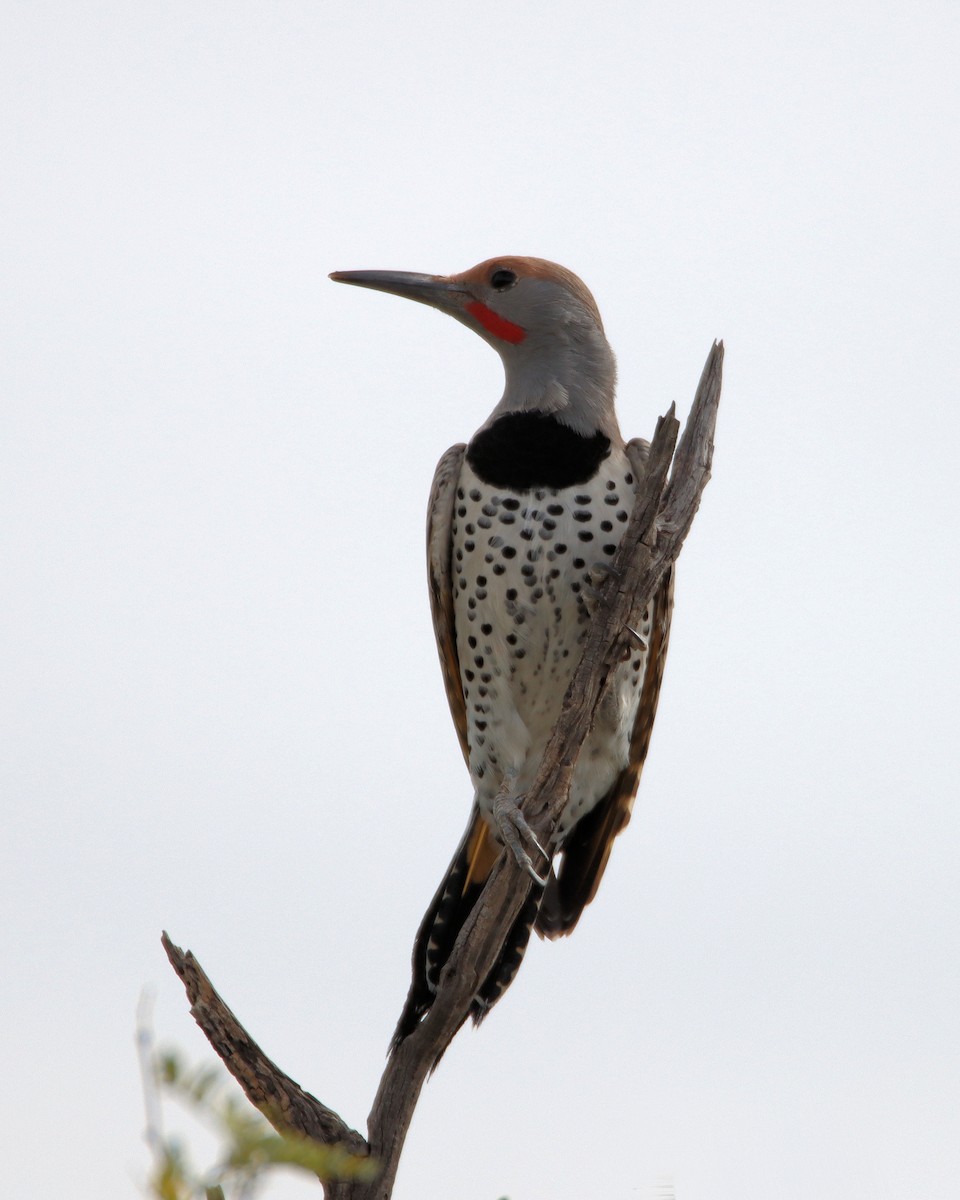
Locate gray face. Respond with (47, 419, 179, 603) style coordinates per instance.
(330, 256, 620, 440)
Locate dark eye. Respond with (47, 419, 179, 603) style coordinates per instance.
(490, 268, 518, 291)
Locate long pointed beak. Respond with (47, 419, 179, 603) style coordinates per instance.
(329, 269, 467, 314)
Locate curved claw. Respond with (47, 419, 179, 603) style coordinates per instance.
(519, 847, 550, 888)
(625, 625, 648, 649)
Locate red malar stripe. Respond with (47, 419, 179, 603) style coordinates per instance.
(466, 301, 527, 344)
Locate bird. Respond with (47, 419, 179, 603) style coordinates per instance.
(330, 257, 673, 1045)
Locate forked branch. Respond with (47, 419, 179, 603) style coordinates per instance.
(164, 340, 723, 1199)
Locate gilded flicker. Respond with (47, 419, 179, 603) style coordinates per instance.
(330, 258, 673, 1045)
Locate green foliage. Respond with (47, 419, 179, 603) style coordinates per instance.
(139, 1031, 376, 1199)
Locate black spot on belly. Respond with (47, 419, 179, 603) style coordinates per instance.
(466, 412, 611, 491)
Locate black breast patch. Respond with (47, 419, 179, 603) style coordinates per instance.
(466, 412, 611, 491)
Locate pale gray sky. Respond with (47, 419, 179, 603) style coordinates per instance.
(2, 3, 958, 1198)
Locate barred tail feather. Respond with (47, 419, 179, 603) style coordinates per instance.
(391, 808, 543, 1050)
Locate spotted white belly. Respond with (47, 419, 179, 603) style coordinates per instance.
(451, 453, 650, 838)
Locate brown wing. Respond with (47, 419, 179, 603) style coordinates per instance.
(426, 443, 469, 764)
(537, 437, 675, 938)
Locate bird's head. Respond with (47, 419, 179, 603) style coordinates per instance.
(330, 256, 619, 440)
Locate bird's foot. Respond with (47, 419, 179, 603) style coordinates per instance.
(580, 560, 620, 616)
(493, 793, 550, 886)
(591, 559, 622, 583)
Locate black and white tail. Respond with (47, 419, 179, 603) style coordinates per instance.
(391, 809, 542, 1051)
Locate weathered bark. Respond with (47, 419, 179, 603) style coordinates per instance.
(164, 340, 723, 1199)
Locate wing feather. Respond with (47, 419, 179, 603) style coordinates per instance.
(426, 444, 469, 764)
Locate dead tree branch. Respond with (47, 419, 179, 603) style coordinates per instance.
(163, 340, 723, 1199)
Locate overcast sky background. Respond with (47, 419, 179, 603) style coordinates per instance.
(2, 3, 958, 1198)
